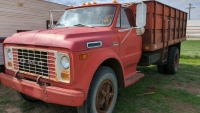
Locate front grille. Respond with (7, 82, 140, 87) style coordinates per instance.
(18, 49, 48, 76)
(12, 47, 56, 79)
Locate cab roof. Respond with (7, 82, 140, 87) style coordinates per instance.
(66, 3, 121, 10)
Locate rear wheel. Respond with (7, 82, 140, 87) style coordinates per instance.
(17, 92, 38, 102)
(77, 66, 118, 113)
(166, 47, 180, 74)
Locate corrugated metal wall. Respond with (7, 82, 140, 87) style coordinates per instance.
(187, 20, 200, 38)
(0, 0, 68, 65)
(0, 0, 68, 37)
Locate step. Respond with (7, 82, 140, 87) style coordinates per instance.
(125, 73, 144, 87)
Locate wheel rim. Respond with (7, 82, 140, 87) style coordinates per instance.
(96, 79, 114, 113)
(174, 53, 179, 71)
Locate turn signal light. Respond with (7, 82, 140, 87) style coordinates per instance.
(145, 46, 149, 50)
(82, 2, 86, 5)
(8, 62, 12, 67)
(61, 72, 70, 81)
(79, 54, 88, 60)
(61, 69, 70, 83)
(88, 2, 91, 5)
(93, 1, 97, 4)
(113, 0, 117, 3)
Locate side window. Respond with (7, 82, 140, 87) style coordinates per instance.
(116, 8, 135, 28)
(116, 13, 120, 27)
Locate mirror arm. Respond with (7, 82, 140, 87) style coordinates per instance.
(135, 26, 142, 29)
(118, 26, 142, 33)
(119, 26, 145, 43)
(51, 12, 54, 28)
(142, 2, 144, 24)
(121, 27, 134, 43)
(49, 10, 65, 29)
(49, 10, 54, 29)
(118, 27, 134, 33)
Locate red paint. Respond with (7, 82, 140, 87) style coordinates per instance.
(0, 73, 84, 106)
(0, 1, 186, 108)
(4, 27, 113, 52)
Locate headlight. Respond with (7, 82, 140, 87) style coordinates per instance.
(7, 49, 12, 60)
(56, 53, 70, 83)
(60, 56, 70, 69)
(4, 47, 13, 70)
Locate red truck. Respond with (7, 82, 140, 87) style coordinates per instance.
(0, 1, 187, 113)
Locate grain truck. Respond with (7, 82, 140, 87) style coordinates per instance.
(0, 0, 187, 113)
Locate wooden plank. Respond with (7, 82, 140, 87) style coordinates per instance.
(154, 2, 157, 44)
(162, 4, 165, 43)
(174, 9, 177, 40)
(178, 10, 181, 38)
(149, 2, 153, 44)
(181, 12, 184, 38)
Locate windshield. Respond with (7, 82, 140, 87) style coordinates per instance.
(56, 6, 117, 27)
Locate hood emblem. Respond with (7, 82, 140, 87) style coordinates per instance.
(19, 58, 43, 66)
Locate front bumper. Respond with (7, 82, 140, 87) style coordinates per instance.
(0, 73, 84, 106)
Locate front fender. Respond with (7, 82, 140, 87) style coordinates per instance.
(71, 47, 122, 100)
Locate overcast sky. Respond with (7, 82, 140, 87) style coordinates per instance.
(47, 0, 200, 20)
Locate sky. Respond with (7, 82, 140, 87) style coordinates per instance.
(46, 0, 200, 20)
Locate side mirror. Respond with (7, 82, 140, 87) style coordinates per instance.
(49, 10, 65, 28)
(136, 2, 147, 28)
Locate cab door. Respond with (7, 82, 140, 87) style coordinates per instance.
(114, 7, 142, 76)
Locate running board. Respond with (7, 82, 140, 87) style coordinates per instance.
(125, 73, 144, 87)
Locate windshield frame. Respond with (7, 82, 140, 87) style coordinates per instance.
(56, 5, 118, 28)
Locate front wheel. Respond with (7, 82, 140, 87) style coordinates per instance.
(77, 66, 118, 113)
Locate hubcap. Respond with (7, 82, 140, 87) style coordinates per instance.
(96, 80, 114, 113)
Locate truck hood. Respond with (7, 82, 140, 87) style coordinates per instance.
(4, 27, 113, 51)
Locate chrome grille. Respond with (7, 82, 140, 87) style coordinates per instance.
(12, 47, 56, 79)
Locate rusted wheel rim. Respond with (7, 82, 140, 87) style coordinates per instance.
(174, 53, 179, 71)
(96, 79, 114, 113)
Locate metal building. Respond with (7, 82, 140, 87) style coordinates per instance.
(0, 0, 68, 66)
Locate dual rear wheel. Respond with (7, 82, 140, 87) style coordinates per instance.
(157, 47, 180, 74)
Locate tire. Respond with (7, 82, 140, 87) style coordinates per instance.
(157, 65, 166, 74)
(166, 47, 180, 74)
(77, 66, 118, 113)
(17, 92, 38, 102)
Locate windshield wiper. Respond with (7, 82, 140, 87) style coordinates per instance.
(56, 23, 66, 27)
(73, 23, 93, 28)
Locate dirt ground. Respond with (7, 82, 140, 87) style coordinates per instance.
(0, 83, 77, 113)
